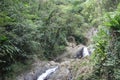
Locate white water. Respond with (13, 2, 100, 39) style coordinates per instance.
(37, 66, 58, 80)
(83, 47, 90, 57)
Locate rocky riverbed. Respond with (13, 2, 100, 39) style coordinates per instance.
(16, 27, 97, 80)
(17, 44, 93, 80)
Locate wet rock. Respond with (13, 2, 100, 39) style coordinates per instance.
(23, 67, 48, 80)
(37, 66, 58, 80)
(17, 43, 93, 80)
(24, 72, 34, 80)
(48, 67, 71, 80)
(75, 47, 84, 59)
(74, 46, 91, 59)
(33, 68, 47, 80)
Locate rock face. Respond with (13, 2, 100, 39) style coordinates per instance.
(17, 44, 94, 80)
(17, 61, 73, 80)
(75, 47, 84, 59)
(48, 67, 71, 80)
(74, 46, 91, 59)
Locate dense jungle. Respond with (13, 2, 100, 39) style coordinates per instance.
(0, 0, 120, 80)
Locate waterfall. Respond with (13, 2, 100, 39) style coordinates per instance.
(83, 47, 90, 57)
(37, 66, 58, 80)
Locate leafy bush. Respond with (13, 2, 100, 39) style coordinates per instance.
(0, 0, 91, 79)
(89, 5, 120, 80)
(0, 36, 27, 79)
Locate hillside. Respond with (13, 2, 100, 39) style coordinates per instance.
(1, 0, 120, 80)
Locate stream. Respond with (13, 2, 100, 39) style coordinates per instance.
(17, 45, 93, 80)
(17, 28, 97, 80)
(37, 66, 58, 80)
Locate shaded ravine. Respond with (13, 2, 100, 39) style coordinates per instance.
(17, 27, 97, 80)
(17, 45, 93, 80)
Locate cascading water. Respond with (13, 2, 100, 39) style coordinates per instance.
(83, 47, 90, 57)
(75, 46, 91, 59)
(37, 66, 58, 80)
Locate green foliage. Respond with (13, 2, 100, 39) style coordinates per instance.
(89, 4, 120, 80)
(1, 0, 113, 79)
(102, 0, 120, 11)
(0, 0, 89, 78)
(93, 26, 109, 63)
(0, 35, 8, 44)
(0, 12, 14, 26)
(105, 14, 120, 30)
(0, 40, 27, 79)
